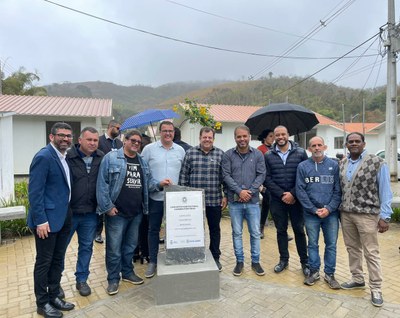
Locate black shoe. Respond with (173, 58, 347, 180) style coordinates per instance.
(95, 234, 104, 243)
(301, 264, 310, 277)
(251, 262, 265, 276)
(215, 259, 222, 272)
(274, 261, 288, 273)
(122, 273, 144, 285)
(233, 262, 244, 276)
(37, 303, 63, 318)
(57, 287, 65, 300)
(50, 297, 75, 311)
(107, 282, 119, 295)
(76, 282, 91, 296)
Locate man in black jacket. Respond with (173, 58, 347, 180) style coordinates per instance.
(66, 127, 104, 296)
(96, 120, 123, 243)
(264, 125, 309, 276)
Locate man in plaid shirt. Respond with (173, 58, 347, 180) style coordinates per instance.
(179, 127, 227, 271)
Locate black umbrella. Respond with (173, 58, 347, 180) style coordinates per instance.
(245, 102, 319, 136)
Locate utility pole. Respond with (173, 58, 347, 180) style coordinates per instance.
(385, 0, 399, 181)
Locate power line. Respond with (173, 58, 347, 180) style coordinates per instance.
(165, 0, 360, 49)
(272, 32, 381, 98)
(43, 0, 377, 61)
(250, 0, 357, 80)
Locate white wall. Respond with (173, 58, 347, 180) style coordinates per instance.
(0, 113, 15, 202)
(13, 116, 98, 175)
(179, 121, 260, 152)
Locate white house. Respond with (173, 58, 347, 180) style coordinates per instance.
(0, 95, 113, 201)
(177, 104, 382, 157)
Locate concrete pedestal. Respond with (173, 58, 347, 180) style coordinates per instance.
(155, 250, 220, 305)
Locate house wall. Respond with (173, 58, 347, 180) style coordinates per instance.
(0, 113, 15, 201)
(13, 116, 98, 175)
(179, 122, 260, 152)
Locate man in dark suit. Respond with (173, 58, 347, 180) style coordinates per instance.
(28, 122, 75, 318)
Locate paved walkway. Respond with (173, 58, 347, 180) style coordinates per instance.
(1, 182, 400, 317)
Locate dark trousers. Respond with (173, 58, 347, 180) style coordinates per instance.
(205, 206, 222, 260)
(96, 214, 104, 236)
(260, 190, 271, 226)
(134, 214, 149, 259)
(270, 199, 308, 264)
(33, 217, 71, 307)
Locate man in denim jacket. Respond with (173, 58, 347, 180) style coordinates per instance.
(96, 129, 160, 295)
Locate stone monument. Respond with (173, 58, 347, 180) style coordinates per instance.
(155, 185, 220, 305)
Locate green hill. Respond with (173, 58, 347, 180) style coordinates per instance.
(45, 77, 388, 123)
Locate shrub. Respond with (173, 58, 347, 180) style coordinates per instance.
(0, 180, 30, 239)
(391, 207, 400, 223)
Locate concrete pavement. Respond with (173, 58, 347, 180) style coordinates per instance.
(1, 183, 400, 317)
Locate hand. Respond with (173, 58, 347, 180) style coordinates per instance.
(316, 208, 329, 219)
(107, 207, 118, 217)
(378, 219, 389, 233)
(239, 190, 252, 202)
(36, 223, 50, 239)
(159, 178, 173, 187)
(221, 197, 228, 210)
(282, 192, 295, 205)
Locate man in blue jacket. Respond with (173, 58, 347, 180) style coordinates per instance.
(28, 122, 75, 318)
(96, 129, 158, 295)
(296, 136, 341, 289)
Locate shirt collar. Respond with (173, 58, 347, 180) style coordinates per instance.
(275, 143, 292, 153)
(347, 150, 366, 162)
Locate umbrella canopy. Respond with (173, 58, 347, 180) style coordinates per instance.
(120, 108, 180, 131)
(245, 103, 319, 136)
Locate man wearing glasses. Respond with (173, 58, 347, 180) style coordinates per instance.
(28, 122, 75, 318)
(141, 121, 186, 279)
(96, 130, 158, 295)
(96, 120, 123, 243)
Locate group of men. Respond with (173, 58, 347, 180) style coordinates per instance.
(27, 120, 392, 317)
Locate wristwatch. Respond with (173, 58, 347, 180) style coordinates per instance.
(381, 217, 391, 223)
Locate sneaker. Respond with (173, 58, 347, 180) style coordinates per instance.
(107, 282, 119, 295)
(122, 273, 144, 285)
(301, 264, 310, 277)
(274, 261, 288, 273)
(76, 281, 91, 296)
(341, 280, 366, 290)
(371, 291, 384, 307)
(145, 263, 157, 278)
(215, 259, 222, 272)
(324, 273, 341, 290)
(233, 262, 244, 276)
(251, 262, 265, 276)
(95, 235, 104, 243)
(304, 270, 320, 286)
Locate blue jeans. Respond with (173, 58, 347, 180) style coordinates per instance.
(105, 213, 142, 283)
(229, 202, 261, 263)
(148, 199, 164, 264)
(304, 212, 339, 274)
(66, 213, 97, 283)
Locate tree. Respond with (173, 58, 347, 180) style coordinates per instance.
(1, 67, 47, 96)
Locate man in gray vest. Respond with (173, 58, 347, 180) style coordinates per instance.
(339, 132, 392, 307)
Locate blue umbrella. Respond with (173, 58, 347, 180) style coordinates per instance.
(120, 108, 180, 131)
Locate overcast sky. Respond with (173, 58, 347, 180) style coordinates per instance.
(0, 0, 394, 89)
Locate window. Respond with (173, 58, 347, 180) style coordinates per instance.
(334, 137, 344, 149)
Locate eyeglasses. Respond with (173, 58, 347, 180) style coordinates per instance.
(128, 139, 142, 145)
(55, 133, 73, 139)
(161, 130, 174, 134)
